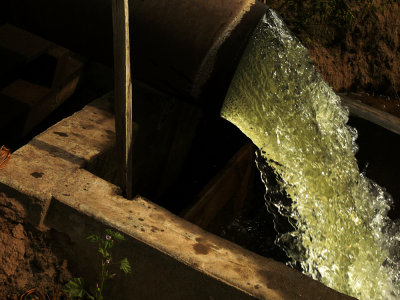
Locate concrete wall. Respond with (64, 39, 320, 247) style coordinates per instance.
(0, 93, 354, 299)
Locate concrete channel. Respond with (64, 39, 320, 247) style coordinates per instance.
(0, 0, 359, 298)
(0, 92, 354, 299)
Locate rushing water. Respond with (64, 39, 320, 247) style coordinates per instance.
(221, 9, 400, 299)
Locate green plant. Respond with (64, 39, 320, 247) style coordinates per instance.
(63, 229, 132, 300)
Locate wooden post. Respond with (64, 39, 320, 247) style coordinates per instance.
(112, 0, 134, 199)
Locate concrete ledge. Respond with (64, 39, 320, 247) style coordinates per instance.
(0, 93, 115, 226)
(0, 94, 354, 299)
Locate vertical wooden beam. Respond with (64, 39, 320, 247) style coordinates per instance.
(112, 0, 134, 199)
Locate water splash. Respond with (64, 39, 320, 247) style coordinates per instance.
(221, 9, 400, 299)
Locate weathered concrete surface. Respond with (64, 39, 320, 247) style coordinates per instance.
(0, 94, 355, 299)
(0, 93, 115, 226)
(48, 169, 354, 300)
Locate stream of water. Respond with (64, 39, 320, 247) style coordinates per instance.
(221, 8, 400, 299)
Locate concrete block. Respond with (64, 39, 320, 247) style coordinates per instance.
(0, 94, 354, 299)
(0, 24, 84, 144)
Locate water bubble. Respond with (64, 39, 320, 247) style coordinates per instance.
(221, 8, 399, 300)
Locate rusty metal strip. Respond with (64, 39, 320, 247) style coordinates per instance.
(0, 145, 11, 170)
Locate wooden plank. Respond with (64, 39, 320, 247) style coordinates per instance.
(155, 101, 202, 198)
(48, 46, 81, 88)
(112, 0, 134, 199)
(339, 93, 400, 135)
(0, 24, 52, 62)
(0, 25, 84, 145)
(2, 80, 50, 106)
(183, 143, 255, 229)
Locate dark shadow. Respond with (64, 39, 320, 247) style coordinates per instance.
(349, 116, 400, 219)
(29, 138, 85, 166)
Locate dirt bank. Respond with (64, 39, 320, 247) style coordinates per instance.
(0, 193, 71, 299)
(265, 0, 400, 102)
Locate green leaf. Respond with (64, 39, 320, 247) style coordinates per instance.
(63, 278, 87, 298)
(104, 240, 113, 250)
(113, 231, 125, 241)
(105, 229, 114, 236)
(120, 257, 132, 274)
(87, 234, 100, 243)
(98, 248, 110, 258)
(104, 228, 125, 241)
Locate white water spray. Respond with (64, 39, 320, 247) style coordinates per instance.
(221, 9, 400, 299)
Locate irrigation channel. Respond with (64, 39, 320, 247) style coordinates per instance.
(221, 8, 400, 300)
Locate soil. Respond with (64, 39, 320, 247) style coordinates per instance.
(265, 0, 400, 108)
(0, 193, 72, 300)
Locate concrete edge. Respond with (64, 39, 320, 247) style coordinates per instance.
(0, 94, 354, 299)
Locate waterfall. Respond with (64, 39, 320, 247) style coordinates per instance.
(221, 8, 400, 300)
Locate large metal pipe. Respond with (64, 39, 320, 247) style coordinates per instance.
(7, 0, 267, 108)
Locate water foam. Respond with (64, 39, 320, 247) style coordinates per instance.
(221, 9, 400, 299)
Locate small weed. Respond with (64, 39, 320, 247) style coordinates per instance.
(63, 229, 131, 300)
